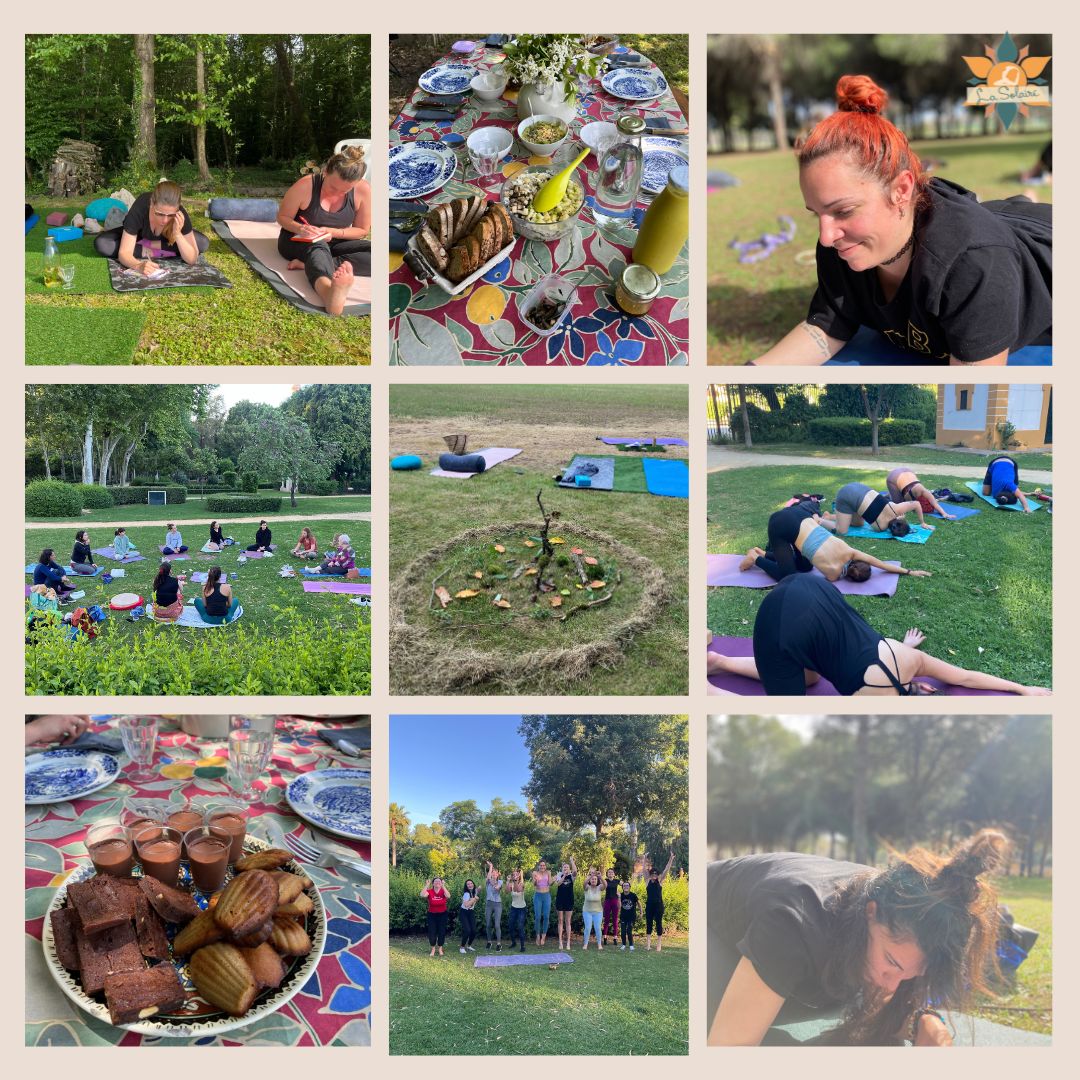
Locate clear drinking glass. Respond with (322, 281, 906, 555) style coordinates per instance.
(117, 715, 160, 782)
(58, 259, 75, 290)
(120, 796, 168, 835)
(230, 714, 277, 734)
(592, 114, 645, 236)
(228, 728, 275, 802)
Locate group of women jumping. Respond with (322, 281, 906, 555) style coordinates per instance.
(419, 854, 676, 959)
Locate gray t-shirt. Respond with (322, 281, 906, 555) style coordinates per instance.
(486, 879, 503, 903)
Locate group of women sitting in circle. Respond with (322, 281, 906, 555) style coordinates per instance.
(91, 144, 370, 317)
(419, 854, 675, 959)
(707, 461, 1049, 696)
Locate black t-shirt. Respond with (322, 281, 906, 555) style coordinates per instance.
(122, 192, 194, 256)
(807, 178, 1052, 362)
(71, 541, 93, 566)
(254, 527, 272, 547)
(620, 891, 639, 922)
(708, 853, 865, 1007)
(605, 879, 619, 900)
(646, 879, 664, 907)
(209, 526, 224, 545)
(155, 575, 180, 606)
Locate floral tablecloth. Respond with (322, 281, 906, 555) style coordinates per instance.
(25, 717, 371, 1047)
(389, 46, 689, 366)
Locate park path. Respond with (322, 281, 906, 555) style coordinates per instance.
(707, 445, 1054, 485)
(26, 511, 372, 530)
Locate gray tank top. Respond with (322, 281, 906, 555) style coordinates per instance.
(299, 173, 356, 229)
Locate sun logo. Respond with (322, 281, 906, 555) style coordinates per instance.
(963, 33, 1051, 130)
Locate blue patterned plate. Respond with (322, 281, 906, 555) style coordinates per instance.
(418, 63, 474, 95)
(389, 141, 457, 200)
(286, 768, 372, 841)
(25, 748, 120, 805)
(600, 69, 669, 101)
(641, 137, 689, 195)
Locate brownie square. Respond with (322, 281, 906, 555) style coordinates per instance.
(75, 921, 144, 994)
(110, 876, 142, 919)
(68, 877, 129, 935)
(103, 964, 187, 1025)
(50, 907, 81, 971)
(133, 894, 171, 961)
(137, 876, 199, 923)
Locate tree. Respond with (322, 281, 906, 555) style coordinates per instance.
(237, 410, 342, 507)
(285, 384, 371, 492)
(469, 799, 545, 871)
(859, 385, 893, 455)
(388, 802, 411, 868)
(194, 38, 211, 182)
(133, 34, 157, 172)
(438, 799, 484, 843)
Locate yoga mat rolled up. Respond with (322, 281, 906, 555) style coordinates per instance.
(207, 197, 279, 222)
(439, 452, 487, 474)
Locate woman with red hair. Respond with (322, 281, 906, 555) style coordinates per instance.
(753, 75, 1051, 366)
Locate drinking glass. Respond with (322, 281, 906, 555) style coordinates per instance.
(466, 128, 513, 185)
(230, 714, 277, 734)
(118, 715, 160, 782)
(228, 728, 275, 802)
(120, 796, 168, 836)
(58, 259, 76, 290)
(86, 821, 133, 878)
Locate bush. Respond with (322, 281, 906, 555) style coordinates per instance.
(258, 481, 281, 490)
(25, 480, 83, 518)
(222, 471, 238, 488)
(299, 479, 338, 496)
(806, 417, 926, 447)
(205, 495, 283, 514)
(76, 484, 115, 509)
(107, 485, 188, 506)
(241, 472, 259, 494)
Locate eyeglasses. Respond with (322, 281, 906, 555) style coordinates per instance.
(150, 207, 180, 219)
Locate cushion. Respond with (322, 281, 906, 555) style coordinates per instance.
(46, 211, 68, 226)
(109, 592, 143, 611)
(391, 454, 422, 471)
(208, 197, 280, 222)
(438, 452, 486, 474)
(85, 197, 128, 223)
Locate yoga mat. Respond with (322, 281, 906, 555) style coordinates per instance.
(767, 1013, 1050, 1047)
(302, 581, 372, 596)
(150, 602, 244, 628)
(557, 455, 615, 491)
(92, 547, 145, 563)
(642, 457, 689, 499)
(964, 480, 1047, 512)
(706, 554, 901, 597)
(63, 565, 105, 577)
(474, 951, 574, 968)
(929, 503, 981, 521)
(612, 456, 649, 493)
(598, 436, 688, 447)
(159, 547, 192, 560)
(211, 219, 372, 317)
(826, 326, 1053, 368)
(429, 448, 523, 478)
(839, 522, 934, 543)
(25, 306, 146, 365)
(301, 567, 372, 579)
(240, 548, 276, 558)
(707, 636, 1013, 697)
(107, 258, 232, 292)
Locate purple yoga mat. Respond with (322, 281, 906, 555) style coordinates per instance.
(598, 436, 688, 447)
(706, 555, 900, 597)
(474, 951, 574, 968)
(430, 447, 523, 479)
(302, 581, 371, 595)
(92, 547, 146, 563)
(707, 636, 1013, 696)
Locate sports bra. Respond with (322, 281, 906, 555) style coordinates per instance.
(800, 523, 833, 562)
(865, 492, 891, 527)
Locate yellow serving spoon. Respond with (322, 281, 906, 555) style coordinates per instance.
(531, 148, 590, 214)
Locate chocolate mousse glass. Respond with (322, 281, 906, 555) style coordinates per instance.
(183, 825, 231, 893)
(135, 826, 183, 886)
(120, 797, 168, 836)
(204, 800, 247, 863)
(86, 821, 134, 877)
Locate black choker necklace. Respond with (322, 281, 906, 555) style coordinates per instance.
(880, 229, 916, 267)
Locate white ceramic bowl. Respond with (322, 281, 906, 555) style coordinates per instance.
(579, 120, 618, 160)
(471, 73, 507, 102)
(517, 114, 570, 158)
(466, 126, 514, 166)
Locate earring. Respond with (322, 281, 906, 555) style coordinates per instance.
(899, 205, 905, 219)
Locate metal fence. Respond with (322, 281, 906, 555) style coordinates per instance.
(706, 384, 825, 443)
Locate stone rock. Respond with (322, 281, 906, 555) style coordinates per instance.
(109, 188, 136, 209)
(83, 218, 102, 234)
(104, 207, 126, 230)
(72, 213, 84, 227)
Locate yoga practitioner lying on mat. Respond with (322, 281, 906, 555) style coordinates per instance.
(70, 530, 99, 575)
(830, 481, 930, 536)
(982, 454, 1034, 511)
(741, 500, 930, 583)
(195, 566, 239, 622)
(751, 76, 1051, 366)
(886, 467, 956, 520)
(709, 573, 1048, 695)
(33, 549, 75, 600)
(707, 830, 1010, 1045)
(94, 180, 210, 276)
(277, 145, 371, 316)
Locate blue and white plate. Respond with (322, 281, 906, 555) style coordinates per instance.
(600, 69, 669, 101)
(286, 767, 372, 841)
(641, 137, 689, 195)
(418, 63, 475, 95)
(25, 748, 120, 805)
(389, 141, 457, 200)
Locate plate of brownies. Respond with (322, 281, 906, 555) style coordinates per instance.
(41, 836, 326, 1036)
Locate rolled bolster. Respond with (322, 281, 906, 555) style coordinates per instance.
(438, 452, 486, 473)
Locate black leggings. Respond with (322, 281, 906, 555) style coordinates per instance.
(459, 907, 476, 947)
(621, 920, 634, 946)
(755, 504, 817, 582)
(94, 227, 210, 260)
(276, 233, 371, 286)
(426, 910, 447, 947)
(508, 906, 527, 948)
(646, 906, 664, 936)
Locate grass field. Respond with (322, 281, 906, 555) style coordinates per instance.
(707, 133, 1053, 363)
(25, 199, 371, 365)
(390, 385, 688, 695)
(715, 443, 1054, 471)
(707, 464, 1052, 687)
(390, 933, 688, 1055)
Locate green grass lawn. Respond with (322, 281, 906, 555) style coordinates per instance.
(707, 465, 1052, 687)
(390, 933, 688, 1055)
(715, 443, 1054, 471)
(25, 494, 372, 525)
(707, 133, 1053, 363)
(973, 876, 1051, 1035)
(619, 35, 689, 95)
(25, 198, 370, 365)
(25, 518, 371, 695)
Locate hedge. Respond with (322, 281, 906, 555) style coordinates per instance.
(107, 485, 188, 506)
(388, 866, 688, 935)
(205, 495, 283, 514)
(806, 417, 926, 447)
(25, 480, 83, 518)
(299, 479, 338, 496)
(75, 484, 115, 509)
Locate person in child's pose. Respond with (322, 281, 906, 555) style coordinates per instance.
(532, 860, 552, 946)
(484, 861, 504, 950)
(420, 876, 450, 957)
(602, 867, 620, 946)
(459, 879, 479, 954)
(582, 869, 605, 951)
(619, 881, 640, 951)
(554, 857, 578, 949)
(507, 869, 528, 952)
(646, 852, 676, 952)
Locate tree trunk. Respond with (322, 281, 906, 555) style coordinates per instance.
(82, 421, 95, 484)
(290, 476, 298, 508)
(852, 717, 870, 865)
(32, 398, 52, 480)
(195, 41, 212, 183)
(134, 35, 157, 172)
(99, 434, 123, 488)
(273, 37, 319, 156)
(760, 38, 788, 150)
(860, 385, 881, 455)
(391, 822, 397, 868)
(737, 385, 753, 447)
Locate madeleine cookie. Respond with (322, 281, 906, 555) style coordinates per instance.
(232, 920, 274, 948)
(276, 893, 314, 918)
(235, 849, 293, 872)
(240, 942, 286, 991)
(271, 871, 306, 905)
(172, 909, 224, 956)
(189, 942, 259, 1016)
(213, 870, 278, 937)
(270, 915, 312, 956)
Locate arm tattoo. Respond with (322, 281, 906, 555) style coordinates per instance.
(800, 322, 833, 360)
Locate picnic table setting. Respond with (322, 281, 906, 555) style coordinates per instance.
(25, 714, 371, 1047)
(389, 34, 690, 366)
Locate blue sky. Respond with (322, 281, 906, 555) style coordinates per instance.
(390, 715, 531, 824)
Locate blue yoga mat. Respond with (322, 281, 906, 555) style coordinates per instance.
(930, 503, 981, 521)
(964, 480, 1047, 512)
(475, 951, 574, 968)
(839, 522, 933, 544)
(642, 458, 689, 499)
(826, 326, 1052, 367)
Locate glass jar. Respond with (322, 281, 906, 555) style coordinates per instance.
(614, 263, 661, 316)
(591, 114, 645, 234)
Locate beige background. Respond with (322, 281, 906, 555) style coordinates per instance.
(9, 4, 1068, 1067)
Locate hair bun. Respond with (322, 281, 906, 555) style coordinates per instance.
(939, 829, 1008, 892)
(836, 75, 888, 115)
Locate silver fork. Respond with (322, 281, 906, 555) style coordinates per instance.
(282, 831, 371, 877)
